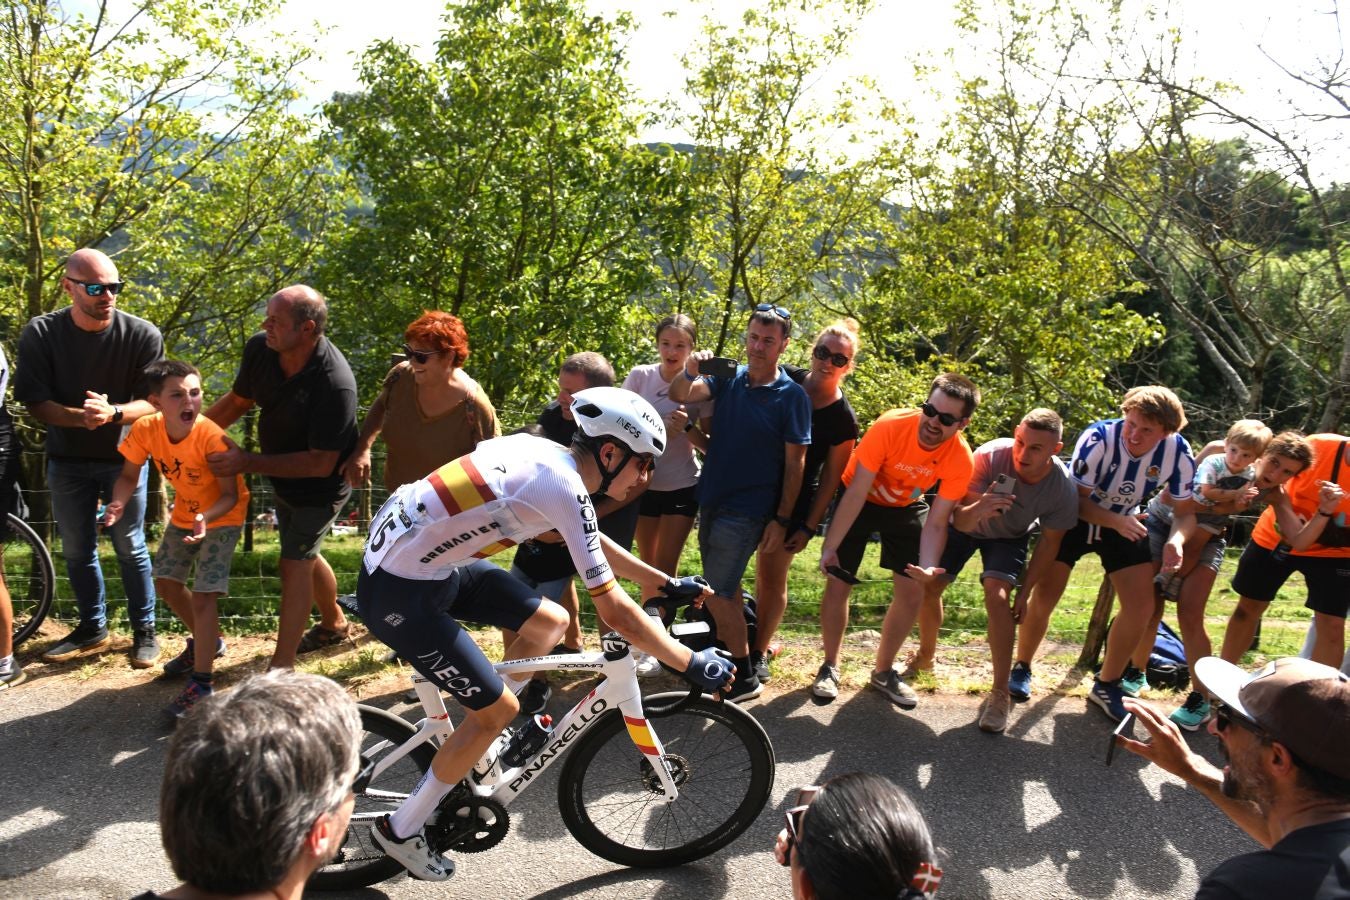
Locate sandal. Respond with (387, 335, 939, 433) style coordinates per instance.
(297, 623, 351, 654)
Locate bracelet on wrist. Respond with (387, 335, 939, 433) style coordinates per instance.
(683, 370, 699, 382)
(684, 421, 695, 433)
(1317, 509, 1335, 517)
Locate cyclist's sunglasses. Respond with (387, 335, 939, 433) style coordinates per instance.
(754, 303, 791, 321)
(920, 402, 963, 428)
(1214, 701, 1265, 737)
(402, 344, 447, 365)
(632, 453, 656, 475)
(813, 345, 851, 367)
(68, 278, 125, 297)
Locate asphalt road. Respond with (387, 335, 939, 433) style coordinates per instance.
(0, 670, 1253, 899)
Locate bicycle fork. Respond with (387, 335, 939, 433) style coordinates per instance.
(617, 698, 680, 802)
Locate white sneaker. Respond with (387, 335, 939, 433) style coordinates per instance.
(373, 816, 454, 881)
(811, 663, 840, 699)
(635, 652, 662, 677)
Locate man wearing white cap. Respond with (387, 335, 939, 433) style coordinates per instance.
(1119, 656, 1350, 898)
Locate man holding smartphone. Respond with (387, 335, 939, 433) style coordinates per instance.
(1118, 657, 1350, 899)
(913, 409, 1079, 732)
(670, 304, 811, 702)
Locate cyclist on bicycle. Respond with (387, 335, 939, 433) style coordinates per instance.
(358, 386, 736, 881)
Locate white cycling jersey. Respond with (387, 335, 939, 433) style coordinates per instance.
(362, 433, 617, 598)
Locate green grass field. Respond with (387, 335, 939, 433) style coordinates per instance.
(54, 529, 1315, 677)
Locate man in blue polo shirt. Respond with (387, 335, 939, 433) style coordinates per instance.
(670, 304, 811, 702)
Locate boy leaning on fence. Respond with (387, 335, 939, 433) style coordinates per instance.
(103, 360, 249, 719)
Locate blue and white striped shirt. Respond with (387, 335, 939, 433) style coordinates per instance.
(1069, 418, 1195, 515)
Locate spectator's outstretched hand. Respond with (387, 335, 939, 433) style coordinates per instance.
(1119, 698, 1205, 782)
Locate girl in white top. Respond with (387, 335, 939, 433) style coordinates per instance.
(622, 314, 710, 579)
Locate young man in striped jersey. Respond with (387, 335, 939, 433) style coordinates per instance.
(1011, 386, 1196, 722)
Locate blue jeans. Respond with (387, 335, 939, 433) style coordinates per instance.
(48, 458, 156, 631)
(697, 508, 768, 599)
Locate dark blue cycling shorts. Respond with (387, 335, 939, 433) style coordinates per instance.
(357, 560, 542, 711)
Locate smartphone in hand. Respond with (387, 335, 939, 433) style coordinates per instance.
(697, 356, 738, 379)
(824, 564, 861, 585)
(1104, 712, 1136, 766)
(991, 473, 1017, 495)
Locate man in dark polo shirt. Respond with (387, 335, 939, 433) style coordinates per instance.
(206, 285, 357, 669)
(15, 249, 164, 668)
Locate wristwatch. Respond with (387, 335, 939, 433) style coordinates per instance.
(773, 515, 793, 528)
(684, 421, 696, 433)
(111, 405, 124, 424)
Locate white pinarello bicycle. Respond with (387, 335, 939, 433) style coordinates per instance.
(312, 589, 776, 890)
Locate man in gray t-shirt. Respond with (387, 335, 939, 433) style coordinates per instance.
(916, 408, 1079, 733)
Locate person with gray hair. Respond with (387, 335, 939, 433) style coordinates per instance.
(137, 670, 363, 900)
(206, 285, 359, 669)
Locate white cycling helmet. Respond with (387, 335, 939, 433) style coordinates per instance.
(570, 386, 666, 457)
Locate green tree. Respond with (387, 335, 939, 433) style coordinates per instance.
(323, 0, 669, 417)
(657, 0, 900, 356)
(849, 0, 1155, 438)
(0, 0, 344, 378)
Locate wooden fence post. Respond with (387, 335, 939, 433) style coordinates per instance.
(1076, 576, 1116, 670)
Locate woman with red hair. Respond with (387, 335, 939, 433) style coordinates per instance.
(343, 311, 499, 492)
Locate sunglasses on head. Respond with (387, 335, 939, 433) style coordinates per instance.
(780, 783, 944, 895)
(779, 784, 820, 867)
(68, 278, 125, 297)
(813, 345, 851, 367)
(402, 344, 447, 365)
(754, 303, 791, 321)
(1214, 701, 1265, 737)
(920, 402, 962, 428)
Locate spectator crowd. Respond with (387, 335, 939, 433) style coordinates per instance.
(2, 250, 1347, 898)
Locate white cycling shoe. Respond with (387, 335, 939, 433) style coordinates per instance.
(373, 815, 455, 881)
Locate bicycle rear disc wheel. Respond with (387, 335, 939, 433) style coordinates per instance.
(5, 514, 55, 648)
(557, 694, 774, 867)
(310, 705, 437, 891)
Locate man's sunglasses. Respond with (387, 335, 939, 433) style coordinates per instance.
(920, 402, 963, 428)
(68, 278, 125, 297)
(402, 344, 447, 365)
(351, 754, 377, 795)
(1214, 701, 1265, 737)
(813, 345, 851, 367)
(754, 303, 791, 321)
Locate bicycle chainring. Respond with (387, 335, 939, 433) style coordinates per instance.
(639, 753, 690, 795)
(429, 788, 510, 854)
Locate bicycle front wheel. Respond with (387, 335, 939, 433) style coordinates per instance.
(310, 704, 437, 891)
(5, 513, 55, 648)
(557, 694, 775, 867)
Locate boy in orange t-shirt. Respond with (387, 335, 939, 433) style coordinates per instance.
(104, 361, 249, 718)
(813, 373, 978, 707)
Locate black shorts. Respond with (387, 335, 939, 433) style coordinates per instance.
(357, 561, 543, 710)
(938, 525, 1030, 586)
(639, 484, 698, 518)
(1055, 519, 1151, 575)
(1230, 541, 1350, 618)
(836, 501, 928, 575)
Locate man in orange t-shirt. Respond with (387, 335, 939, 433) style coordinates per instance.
(1222, 434, 1349, 668)
(812, 372, 978, 707)
(104, 361, 249, 719)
